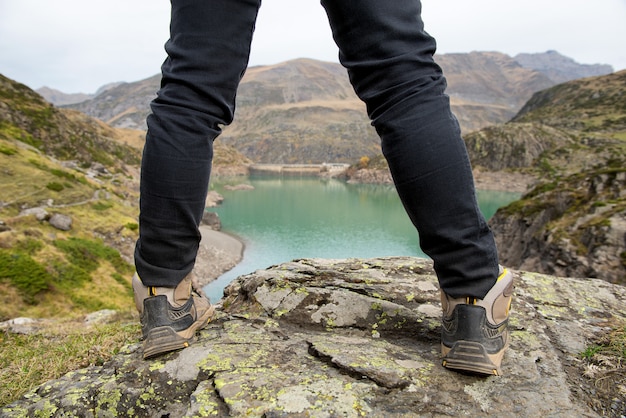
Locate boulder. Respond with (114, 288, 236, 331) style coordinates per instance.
(204, 190, 224, 208)
(2, 257, 624, 417)
(48, 213, 72, 231)
(18, 207, 49, 221)
(200, 211, 221, 231)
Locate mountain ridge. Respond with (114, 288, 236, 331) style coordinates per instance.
(514, 50, 614, 84)
(53, 51, 613, 163)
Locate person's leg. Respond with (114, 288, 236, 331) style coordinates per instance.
(133, 0, 261, 358)
(135, 0, 261, 288)
(321, 0, 512, 375)
(320, 0, 497, 298)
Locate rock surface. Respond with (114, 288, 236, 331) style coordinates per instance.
(2, 257, 625, 417)
(491, 170, 626, 285)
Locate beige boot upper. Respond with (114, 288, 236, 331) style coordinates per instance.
(440, 267, 513, 326)
(133, 273, 207, 315)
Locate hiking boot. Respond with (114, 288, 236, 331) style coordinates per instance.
(132, 272, 215, 359)
(440, 267, 513, 376)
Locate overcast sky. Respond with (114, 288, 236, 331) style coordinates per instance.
(1, 0, 624, 94)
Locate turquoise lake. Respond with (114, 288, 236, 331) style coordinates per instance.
(204, 176, 520, 301)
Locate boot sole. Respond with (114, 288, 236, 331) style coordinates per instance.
(441, 340, 506, 376)
(143, 305, 215, 359)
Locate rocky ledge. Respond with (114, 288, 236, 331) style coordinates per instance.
(2, 257, 625, 417)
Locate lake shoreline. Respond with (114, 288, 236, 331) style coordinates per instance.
(193, 226, 245, 287)
(213, 165, 538, 194)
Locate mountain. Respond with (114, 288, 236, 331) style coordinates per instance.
(61, 51, 607, 164)
(66, 59, 381, 164)
(63, 75, 161, 130)
(36, 82, 125, 106)
(0, 74, 141, 169)
(219, 58, 380, 163)
(514, 50, 614, 84)
(465, 70, 626, 174)
(435, 51, 555, 128)
(35, 87, 93, 106)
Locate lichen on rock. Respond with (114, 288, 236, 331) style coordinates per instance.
(2, 257, 624, 417)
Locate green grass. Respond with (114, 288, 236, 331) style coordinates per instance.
(0, 251, 53, 304)
(584, 325, 626, 358)
(0, 232, 136, 321)
(54, 237, 133, 276)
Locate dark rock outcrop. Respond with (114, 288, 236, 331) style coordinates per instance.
(490, 170, 626, 285)
(3, 257, 624, 417)
(464, 122, 574, 171)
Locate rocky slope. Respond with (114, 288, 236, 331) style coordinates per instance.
(491, 169, 626, 284)
(484, 71, 626, 284)
(2, 257, 624, 416)
(61, 52, 605, 164)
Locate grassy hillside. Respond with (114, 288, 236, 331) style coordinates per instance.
(465, 70, 626, 179)
(0, 74, 255, 407)
(0, 75, 141, 168)
(0, 75, 144, 321)
(0, 139, 140, 320)
(0, 72, 253, 322)
(512, 70, 626, 139)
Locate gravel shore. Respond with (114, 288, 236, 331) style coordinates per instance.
(193, 226, 245, 287)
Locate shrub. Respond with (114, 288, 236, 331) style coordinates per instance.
(0, 145, 17, 156)
(54, 237, 133, 275)
(52, 261, 91, 288)
(46, 182, 64, 192)
(91, 201, 114, 211)
(0, 250, 51, 303)
(15, 238, 44, 255)
(124, 222, 139, 231)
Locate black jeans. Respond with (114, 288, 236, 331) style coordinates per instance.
(134, 0, 500, 299)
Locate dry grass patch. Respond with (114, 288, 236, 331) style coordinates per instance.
(580, 323, 626, 415)
(0, 314, 140, 407)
